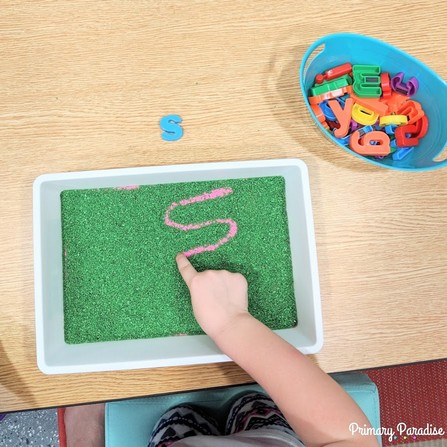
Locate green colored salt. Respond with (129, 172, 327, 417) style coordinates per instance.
(61, 176, 297, 344)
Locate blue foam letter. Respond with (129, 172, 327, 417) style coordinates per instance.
(160, 115, 183, 141)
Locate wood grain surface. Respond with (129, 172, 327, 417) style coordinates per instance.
(1, 0, 446, 412)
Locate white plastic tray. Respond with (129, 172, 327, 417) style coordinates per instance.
(33, 158, 322, 374)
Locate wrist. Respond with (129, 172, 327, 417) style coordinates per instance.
(210, 312, 256, 352)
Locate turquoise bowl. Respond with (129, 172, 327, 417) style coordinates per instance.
(300, 33, 447, 171)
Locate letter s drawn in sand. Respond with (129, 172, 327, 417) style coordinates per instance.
(164, 187, 238, 257)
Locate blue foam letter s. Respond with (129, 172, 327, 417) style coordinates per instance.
(160, 115, 183, 141)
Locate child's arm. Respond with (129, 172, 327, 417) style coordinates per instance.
(176, 254, 379, 447)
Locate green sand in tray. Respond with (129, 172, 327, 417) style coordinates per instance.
(61, 176, 297, 344)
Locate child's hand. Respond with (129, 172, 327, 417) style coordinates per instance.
(176, 253, 251, 340)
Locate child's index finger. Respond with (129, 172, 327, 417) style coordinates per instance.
(175, 253, 197, 286)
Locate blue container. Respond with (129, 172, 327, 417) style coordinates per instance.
(300, 33, 447, 171)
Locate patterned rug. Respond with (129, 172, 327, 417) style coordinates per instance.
(363, 359, 447, 446)
(395, 441, 447, 447)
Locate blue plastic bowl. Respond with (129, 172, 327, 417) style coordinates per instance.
(300, 33, 447, 171)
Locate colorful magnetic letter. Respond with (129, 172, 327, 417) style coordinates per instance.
(160, 114, 184, 141)
(395, 124, 420, 147)
(327, 120, 340, 131)
(311, 104, 325, 122)
(350, 92, 389, 116)
(315, 63, 352, 84)
(310, 104, 329, 129)
(352, 65, 382, 98)
(413, 115, 429, 139)
(392, 147, 414, 161)
(308, 85, 353, 105)
(357, 125, 374, 136)
(395, 115, 429, 147)
(351, 103, 379, 126)
(380, 72, 392, 99)
(320, 101, 337, 121)
(384, 124, 398, 136)
(349, 130, 391, 156)
(328, 98, 354, 138)
(379, 115, 408, 126)
(396, 100, 424, 125)
(385, 91, 409, 113)
(350, 119, 360, 132)
(391, 72, 419, 96)
(310, 75, 352, 97)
